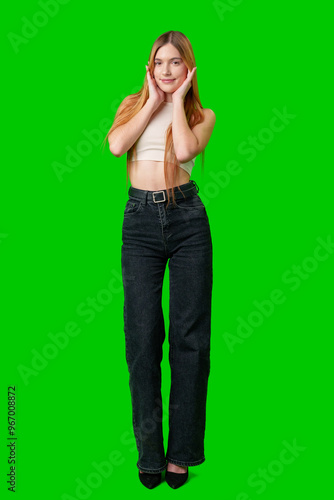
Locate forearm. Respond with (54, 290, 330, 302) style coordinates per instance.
(172, 98, 198, 162)
(109, 99, 157, 157)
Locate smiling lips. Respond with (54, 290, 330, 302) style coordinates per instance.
(161, 79, 175, 83)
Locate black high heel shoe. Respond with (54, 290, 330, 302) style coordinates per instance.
(165, 468, 189, 489)
(138, 470, 162, 489)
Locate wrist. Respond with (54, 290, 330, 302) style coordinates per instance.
(146, 98, 160, 112)
(172, 96, 185, 105)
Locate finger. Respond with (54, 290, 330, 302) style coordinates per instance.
(145, 65, 151, 79)
(146, 67, 156, 83)
(189, 68, 197, 81)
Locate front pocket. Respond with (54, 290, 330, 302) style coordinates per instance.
(174, 194, 206, 211)
(124, 198, 143, 216)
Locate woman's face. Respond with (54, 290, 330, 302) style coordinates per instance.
(153, 43, 188, 94)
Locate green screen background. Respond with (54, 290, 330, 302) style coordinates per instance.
(2, 1, 333, 498)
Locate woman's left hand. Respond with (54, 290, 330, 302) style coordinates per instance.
(172, 67, 197, 102)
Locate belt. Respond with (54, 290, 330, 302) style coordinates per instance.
(128, 180, 199, 204)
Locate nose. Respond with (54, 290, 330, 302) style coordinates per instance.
(162, 64, 172, 76)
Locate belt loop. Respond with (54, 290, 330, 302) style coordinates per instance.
(191, 180, 199, 193)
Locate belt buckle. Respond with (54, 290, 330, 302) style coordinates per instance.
(152, 190, 166, 203)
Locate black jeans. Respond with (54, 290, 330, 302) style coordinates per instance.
(121, 180, 213, 473)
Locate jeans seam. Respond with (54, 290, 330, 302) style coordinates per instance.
(137, 463, 167, 473)
(166, 456, 205, 466)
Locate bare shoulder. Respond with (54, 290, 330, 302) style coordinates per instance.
(203, 108, 216, 124)
(190, 107, 216, 128)
(195, 108, 216, 129)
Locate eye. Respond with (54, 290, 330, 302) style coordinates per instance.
(154, 61, 181, 65)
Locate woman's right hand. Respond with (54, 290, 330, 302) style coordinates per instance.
(145, 64, 165, 108)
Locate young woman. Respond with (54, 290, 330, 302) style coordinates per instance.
(102, 30, 216, 489)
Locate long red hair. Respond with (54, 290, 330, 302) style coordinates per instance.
(101, 30, 206, 207)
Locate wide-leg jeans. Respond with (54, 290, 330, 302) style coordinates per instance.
(121, 180, 213, 473)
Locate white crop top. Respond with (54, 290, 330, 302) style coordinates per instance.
(129, 101, 196, 175)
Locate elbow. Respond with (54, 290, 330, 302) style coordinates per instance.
(110, 146, 121, 158)
(176, 141, 199, 163)
(175, 150, 187, 163)
(109, 140, 122, 158)
(176, 150, 195, 163)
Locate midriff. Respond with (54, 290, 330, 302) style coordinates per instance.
(129, 160, 190, 191)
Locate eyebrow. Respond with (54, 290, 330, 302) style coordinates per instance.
(154, 57, 183, 61)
